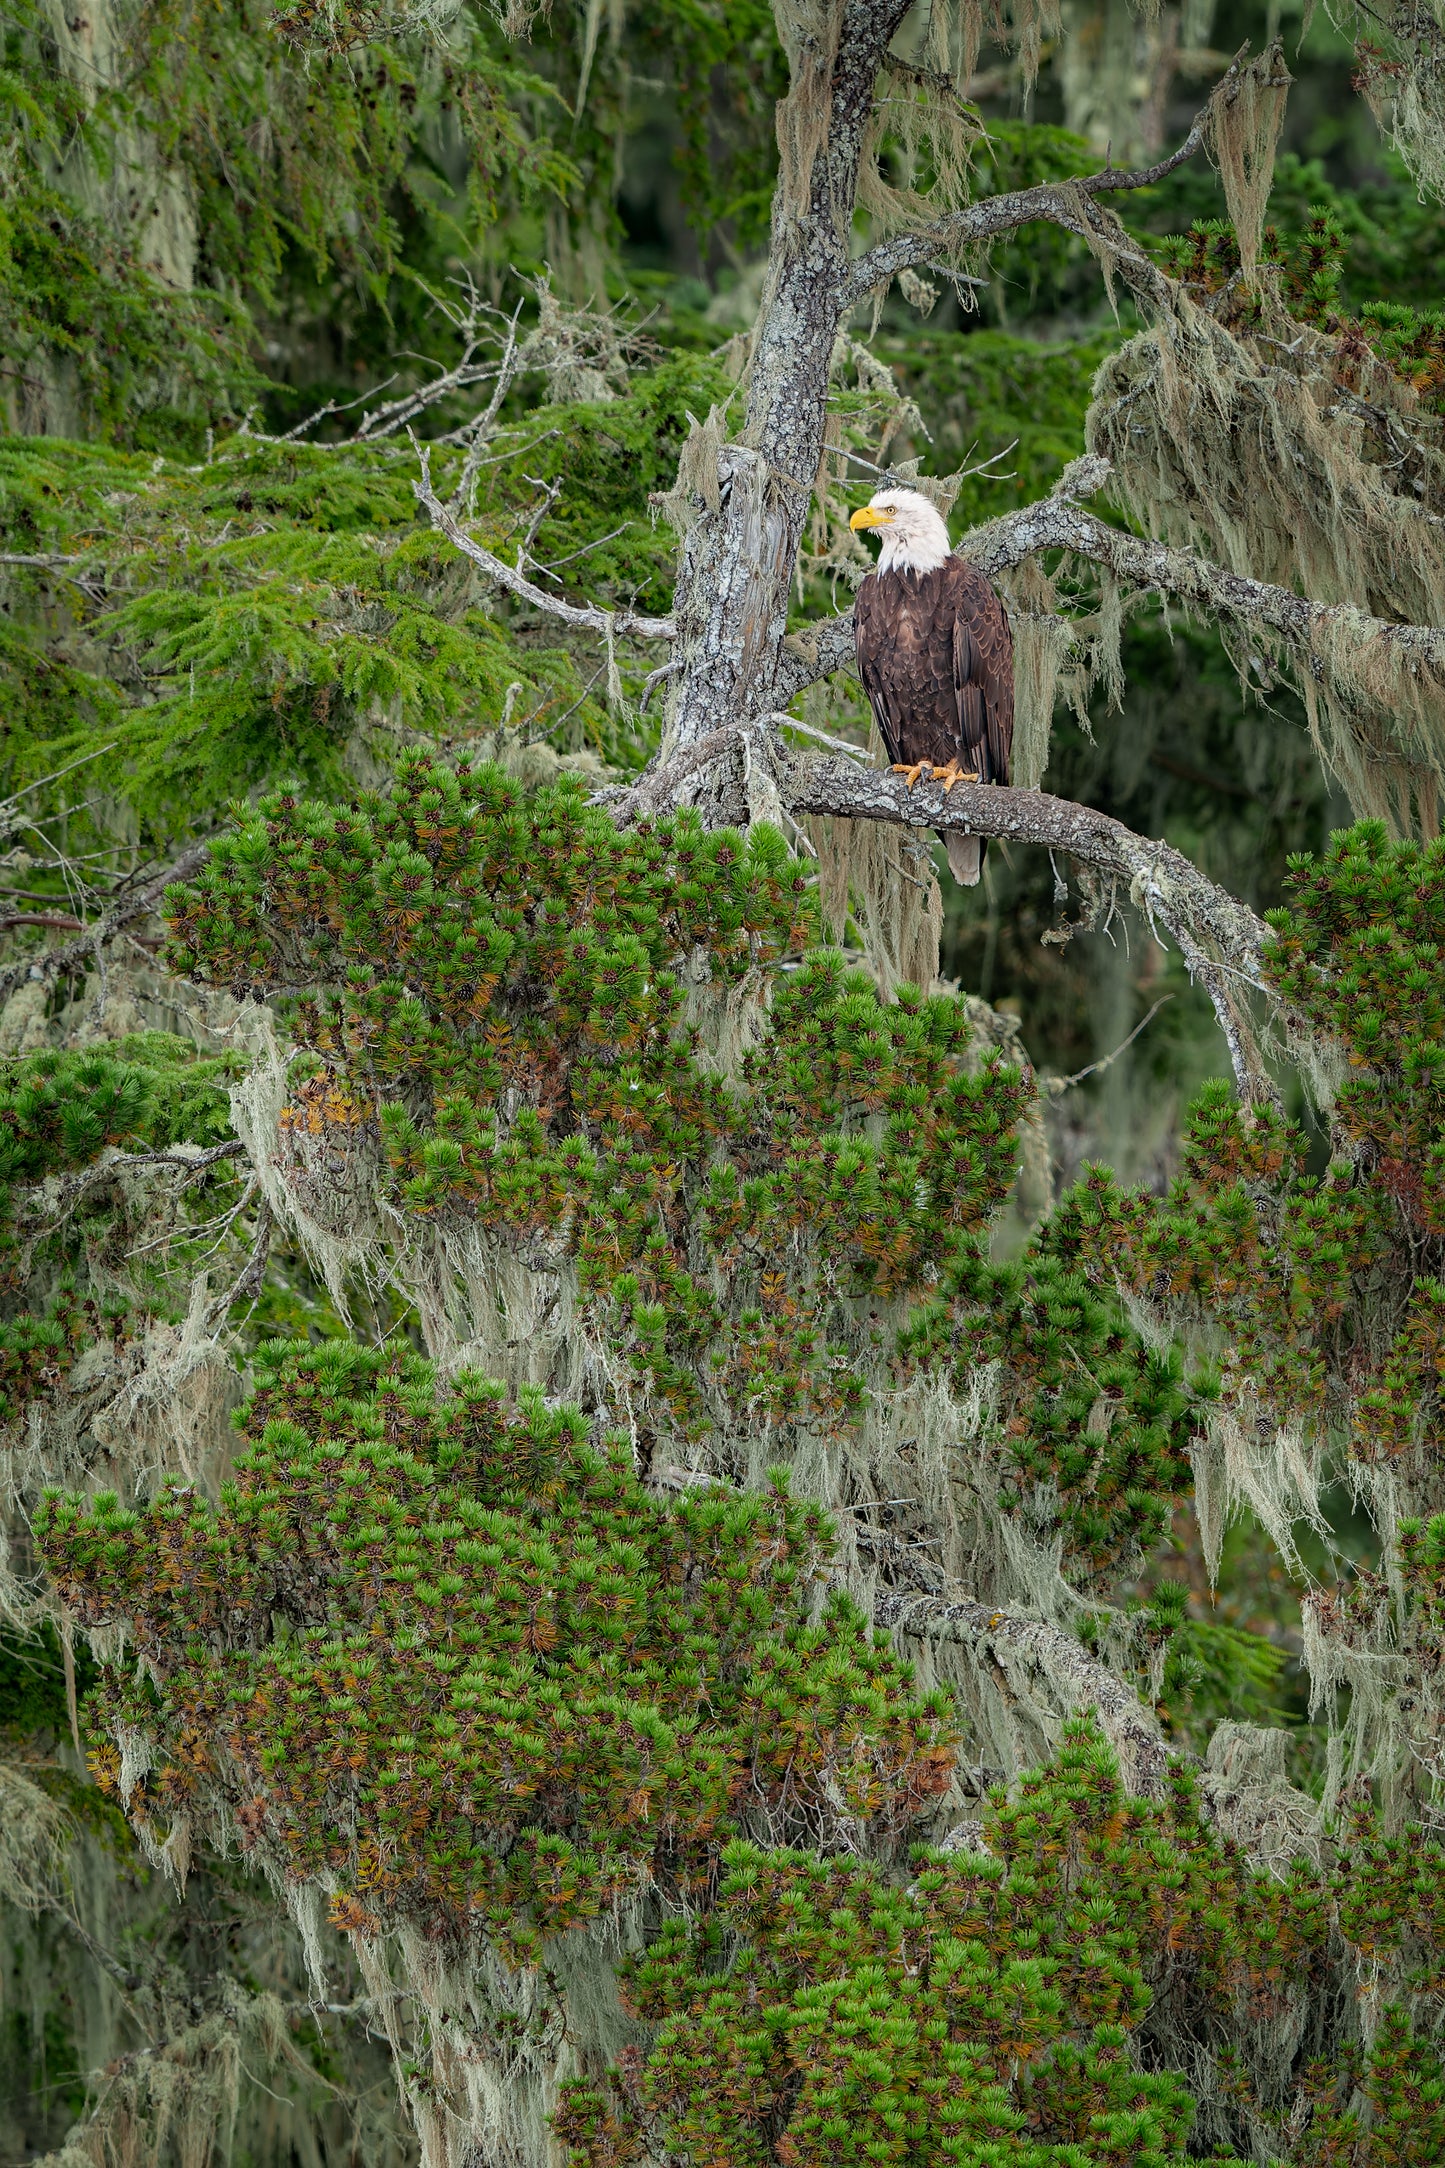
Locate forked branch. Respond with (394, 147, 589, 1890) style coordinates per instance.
(840, 57, 1242, 306)
(412, 448, 675, 642)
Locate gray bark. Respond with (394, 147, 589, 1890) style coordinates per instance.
(658, 38, 1237, 755)
(873, 1589, 1173, 1798)
(663, 1, 914, 753)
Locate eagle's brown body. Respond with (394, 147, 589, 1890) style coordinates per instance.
(854, 555, 1014, 885)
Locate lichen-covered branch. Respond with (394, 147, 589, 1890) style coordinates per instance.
(774, 468, 1445, 705)
(840, 133, 1196, 307)
(842, 45, 1273, 308)
(873, 1590, 1172, 1797)
(969, 489, 1445, 675)
(785, 752, 1274, 1097)
(786, 757, 1266, 973)
(18, 1139, 248, 1226)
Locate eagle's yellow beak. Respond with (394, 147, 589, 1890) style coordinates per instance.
(850, 505, 894, 531)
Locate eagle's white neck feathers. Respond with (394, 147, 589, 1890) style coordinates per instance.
(851, 487, 952, 576)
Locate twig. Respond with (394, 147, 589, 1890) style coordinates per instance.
(1044, 996, 1174, 1094)
(535, 522, 633, 578)
(768, 711, 872, 760)
(18, 1138, 247, 1226)
(412, 446, 675, 642)
(638, 660, 680, 714)
(207, 1200, 273, 1328)
(514, 474, 563, 580)
(450, 296, 528, 512)
(0, 744, 119, 830)
(0, 839, 211, 1008)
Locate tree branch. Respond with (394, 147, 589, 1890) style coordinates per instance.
(774, 465, 1445, 706)
(842, 84, 1221, 306)
(0, 841, 212, 1008)
(785, 754, 1274, 1099)
(873, 1588, 1172, 1797)
(412, 446, 675, 642)
(19, 1139, 248, 1225)
(787, 760, 1264, 972)
(966, 489, 1445, 675)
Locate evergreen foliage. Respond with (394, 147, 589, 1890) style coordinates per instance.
(0, 347, 729, 827)
(43, 1341, 955, 1958)
(12, 0, 1445, 2160)
(162, 755, 1196, 1573)
(556, 1723, 1329, 2168)
(1, 406, 798, 836)
(1051, 826, 1445, 1477)
(0, 1034, 242, 1428)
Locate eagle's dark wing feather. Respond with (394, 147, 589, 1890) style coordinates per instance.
(853, 554, 1013, 887)
(854, 573, 903, 767)
(946, 558, 1013, 786)
(855, 567, 963, 771)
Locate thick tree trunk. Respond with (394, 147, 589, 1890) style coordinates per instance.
(663, 1, 911, 763)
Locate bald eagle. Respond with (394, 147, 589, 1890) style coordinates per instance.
(849, 488, 1014, 887)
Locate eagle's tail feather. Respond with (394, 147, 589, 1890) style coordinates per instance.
(944, 831, 984, 886)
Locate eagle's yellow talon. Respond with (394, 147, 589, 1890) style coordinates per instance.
(891, 760, 934, 789)
(933, 759, 981, 794)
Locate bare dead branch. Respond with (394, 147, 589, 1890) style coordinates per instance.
(207, 1199, 274, 1328)
(881, 53, 985, 125)
(412, 447, 675, 642)
(1047, 995, 1174, 1094)
(841, 70, 1226, 307)
(0, 840, 211, 1008)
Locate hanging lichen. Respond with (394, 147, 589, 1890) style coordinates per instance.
(1355, 0, 1445, 209)
(1087, 277, 1445, 829)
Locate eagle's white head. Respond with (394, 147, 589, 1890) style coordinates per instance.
(849, 487, 952, 576)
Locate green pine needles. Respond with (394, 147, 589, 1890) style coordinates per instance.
(162, 753, 1197, 1574)
(1053, 824, 1445, 1489)
(0, 1034, 243, 1428)
(558, 1722, 1328, 2168)
(42, 1339, 956, 1959)
(35, 778, 1445, 2165)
